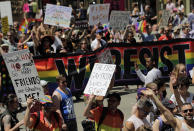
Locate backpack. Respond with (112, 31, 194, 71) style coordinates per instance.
(31, 111, 60, 131)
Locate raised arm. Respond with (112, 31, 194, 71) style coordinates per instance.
(24, 97, 34, 128)
(83, 94, 95, 119)
(141, 89, 177, 128)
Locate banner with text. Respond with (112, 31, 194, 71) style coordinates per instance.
(1, 39, 194, 95)
(89, 4, 110, 25)
(2, 50, 45, 103)
(0, 1, 13, 25)
(109, 11, 130, 30)
(1, 16, 9, 34)
(44, 4, 72, 27)
(160, 10, 171, 27)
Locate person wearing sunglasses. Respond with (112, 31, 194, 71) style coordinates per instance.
(52, 75, 77, 131)
(24, 95, 65, 131)
(124, 97, 153, 131)
(141, 88, 194, 131)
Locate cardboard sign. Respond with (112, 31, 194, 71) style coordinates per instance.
(75, 19, 88, 29)
(160, 10, 171, 27)
(44, 4, 72, 27)
(0, 1, 13, 25)
(109, 11, 130, 30)
(1, 16, 9, 34)
(89, 4, 110, 25)
(2, 50, 45, 103)
(84, 63, 116, 96)
(97, 49, 113, 64)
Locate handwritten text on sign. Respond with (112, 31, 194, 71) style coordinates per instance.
(89, 4, 110, 25)
(2, 50, 45, 103)
(84, 63, 116, 96)
(160, 10, 171, 27)
(109, 11, 130, 30)
(44, 4, 72, 27)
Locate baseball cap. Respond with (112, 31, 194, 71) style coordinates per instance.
(39, 95, 52, 104)
(0, 43, 9, 47)
(137, 87, 146, 100)
(40, 80, 48, 87)
(162, 99, 175, 109)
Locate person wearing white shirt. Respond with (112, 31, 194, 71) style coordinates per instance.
(135, 57, 162, 86)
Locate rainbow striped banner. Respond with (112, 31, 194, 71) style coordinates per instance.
(1, 39, 194, 94)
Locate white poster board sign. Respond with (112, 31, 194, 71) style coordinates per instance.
(0, 1, 13, 25)
(109, 11, 130, 30)
(89, 4, 110, 25)
(2, 50, 45, 103)
(84, 63, 116, 96)
(44, 4, 72, 27)
(98, 49, 113, 64)
(160, 10, 171, 27)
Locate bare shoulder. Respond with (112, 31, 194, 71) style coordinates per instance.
(52, 89, 61, 100)
(124, 121, 135, 131)
(2, 115, 11, 125)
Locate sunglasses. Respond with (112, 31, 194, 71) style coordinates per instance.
(183, 109, 193, 113)
(61, 80, 67, 84)
(43, 103, 53, 107)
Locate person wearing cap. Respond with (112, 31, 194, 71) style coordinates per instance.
(83, 92, 124, 131)
(124, 97, 152, 131)
(152, 99, 176, 131)
(52, 75, 77, 131)
(40, 80, 49, 95)
(24, 95, 64, 131)
(90, 29, 106, 51)
(141, 88, 194, 131)
(0, 43, 9, 55)
(172, 26, 181, 38)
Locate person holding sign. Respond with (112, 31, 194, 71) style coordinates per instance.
(0, 94, 24, 131)
(83, 92, 124, 131)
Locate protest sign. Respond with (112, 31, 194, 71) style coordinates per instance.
(44, 4, 72, 27)
(109, 11, 130, 30)
(75, 19, 88, 29)
(0, 1, 13, 25)
(89, 4, 110, 25)
(84, 63, 116, 96)
(97, 49, 113, 64)
(1, 16, 9, 34)
(2, 50, 45, 103)
(160, 10, 171, 27)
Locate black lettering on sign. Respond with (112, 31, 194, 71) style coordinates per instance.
(160, 46, 173, 75)
(123, 49, 137, 79)
(139, 48, 152, 68)
(173, 44, 190, 64)
(110, 49, 121, 80)
(68, 57, 86, 90)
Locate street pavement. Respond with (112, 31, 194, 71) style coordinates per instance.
(16, 85, 194, 131)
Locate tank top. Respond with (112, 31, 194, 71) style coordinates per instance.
(0, 110, 19, 131)
(158, 116, 174, 131)
(127, 115, 151, 130)
(180, 120, 193, 131)
(56, 88, 76, 121)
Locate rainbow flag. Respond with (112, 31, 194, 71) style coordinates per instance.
(18, 18, 36, 34)
(141, 20, 147, 33)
